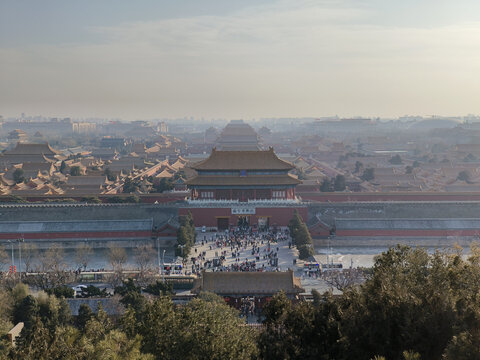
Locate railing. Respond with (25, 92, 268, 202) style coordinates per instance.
(186, 198, 302, 206)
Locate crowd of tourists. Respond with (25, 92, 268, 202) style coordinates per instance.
(188, 227, 292, 275)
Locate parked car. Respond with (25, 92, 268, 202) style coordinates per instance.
(72, 285, 87, 297)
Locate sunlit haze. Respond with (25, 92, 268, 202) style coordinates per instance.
(1, 0, 480, 120)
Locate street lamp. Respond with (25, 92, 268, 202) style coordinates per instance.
(6, 240, 14, 274)
(177, 244, 186, 275)
(156, 237, 160, 274)
(17, 238, 24, 281)
(161, 249, 166, 281)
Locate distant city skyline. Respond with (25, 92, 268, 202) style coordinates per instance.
(1, 0, 480, 120)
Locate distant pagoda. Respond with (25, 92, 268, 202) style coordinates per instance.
(215, 120, 262, 151)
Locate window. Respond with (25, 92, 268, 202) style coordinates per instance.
(201, 191, 214, 199)
(272, 191, 285, 198)
(240, 170, 247, 177)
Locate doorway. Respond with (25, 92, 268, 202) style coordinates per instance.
(258, 217, 269, 231)
(217, 217, 230, 230)
(237, 216, 249, 228)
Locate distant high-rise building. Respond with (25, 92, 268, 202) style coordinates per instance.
(158, 121, 168, 133)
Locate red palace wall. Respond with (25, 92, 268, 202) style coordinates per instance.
(180, 206, 308, 228)
(298, 192, 480, 203)
(0, 230, 152, 240)
(336, 229, 480, 237)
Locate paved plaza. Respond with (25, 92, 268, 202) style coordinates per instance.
(185, 230, 342, 294)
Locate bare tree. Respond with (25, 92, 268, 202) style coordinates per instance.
(134, 243, 154, 285)
(0, 246, 9, 272)
(107, 244, 128, 271)
(31, 245, 72, 290)
(321, 268, 365, 291)
(75, 242, 93, 271)
(107, 243, 128, 287)
(22, 243, 39, 273)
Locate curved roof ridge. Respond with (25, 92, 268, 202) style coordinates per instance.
(190, 148, 294, 171)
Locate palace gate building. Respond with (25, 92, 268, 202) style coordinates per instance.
(181, 148, 307, 230)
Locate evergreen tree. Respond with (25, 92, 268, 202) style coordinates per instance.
(13, 168, 25, 183)
(320, 178, 332, 192)
(334, 174, 346, 191)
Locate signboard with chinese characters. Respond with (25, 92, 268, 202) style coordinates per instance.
(231, 207, 256, 215)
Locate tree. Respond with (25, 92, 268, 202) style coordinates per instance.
(0, 246, 9, 272)
(76, 304, 94, 331)
(176, 227, 191, 259)
(154, 178, 174, 193)
(13, 295, 38, 333)
(134, 244, 154, 284)
(81, 196, 102, 204)
(287, 210, 303, 240)
(144, 281, 174, 296)
(258, 291, 342, 360)
(196, 291, 225, 305)
(31, 246, 71, 290)
(298, 244, 314, 260)
(107, 244, 127, 271)
(13, 168, 25, 183)
(22, 243, 38, 273)
(176, 213, 195, 259)
(78, 285, 109, 298)
(288, 212, 314, 260)
(362, 167, 375, 181)
(140, 296, 258, 360)
(320, 178, 332, 192)
(405, 165, 413, 174)
(125, 195, 141, 203)
(457, 170, 471, 182)
(294, 223, 312, 247)
(75, 243, 93, 271)
(321, 268, 364, 291)
(389, 154, 403, 164)
(254, 245, 480, 360)
(115, 279, 147, 321)
(107, 244, 128, 287)
(296, 168, 307, 180)
(443, 331, 480, 360)
(46, 286, 75, 299)
(354, 161, 364, 174)
(338, 245, 464, 360)
(123, 177, 139, 193)
(334, 174, 346, 191)
(93, 329, 152, 360)
(104, 167, 116, 181)
(0, 286, 15, 336)
(59, 160, 66, 174)
(70, 166, 81, 176)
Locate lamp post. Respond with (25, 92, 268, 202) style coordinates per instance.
(7, 240, 14, 274)
(178, 244, 185, 275)
(17, 238, 24, 281)
(156, 237, 160, 274)
(161, 249, 166, 281)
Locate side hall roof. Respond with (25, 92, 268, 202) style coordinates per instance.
(193, 270, 304, 295)
(4, 142, 60, 155)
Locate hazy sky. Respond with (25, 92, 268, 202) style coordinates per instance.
(1, 0, 480, 120)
